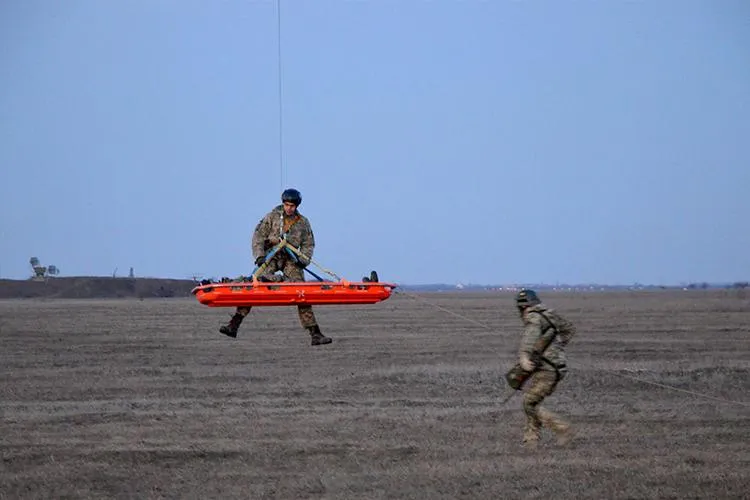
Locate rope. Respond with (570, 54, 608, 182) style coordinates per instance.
(618, 369, 750, 408)
(283, 242, 343, 281)
(251, 239, 286, 279)
(252, 239, 342, 282)
(395, 289, 497, 331)
(276, 0, 285, 191)
(395, 289, 750, 409)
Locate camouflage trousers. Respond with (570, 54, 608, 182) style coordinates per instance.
(522, 369, 570, 445)
(237, 255, 318, 328)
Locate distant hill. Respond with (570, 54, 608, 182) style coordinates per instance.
(1, 277, 746, 299)
(0, 277, 198, 299)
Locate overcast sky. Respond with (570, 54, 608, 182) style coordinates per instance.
(1, 1, 748, 285)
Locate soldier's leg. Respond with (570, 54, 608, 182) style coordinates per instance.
(257, 258, 283, 282)
(537, 368, 573, 445)
(282, 258, 304, 282)
(219, 306, 251, 338)
(297, 304, 332, 345)
(297, 304, 317, 329)
(283, 259, 332, 346)
(522, 370, 559, 447)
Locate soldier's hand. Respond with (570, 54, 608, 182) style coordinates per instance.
(296, 257, 310, 268)
(254, 256, 265, 267)
(520, 354, 537, 372)
(267, 236, 281, 245)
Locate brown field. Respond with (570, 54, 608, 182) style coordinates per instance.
(1, 290, 749, 499)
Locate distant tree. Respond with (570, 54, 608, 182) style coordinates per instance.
(687, 282, 709, 290)
(29, 257, 59, 280)
(29, 257, 45, 279)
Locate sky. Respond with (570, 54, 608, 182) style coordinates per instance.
(1, 0, 748, 286)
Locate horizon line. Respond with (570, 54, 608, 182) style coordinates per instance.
(1, 275, 747, 289)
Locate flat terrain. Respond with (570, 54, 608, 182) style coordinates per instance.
(1, 290, 748, 499)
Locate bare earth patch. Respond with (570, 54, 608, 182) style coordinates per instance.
(1, 290, 748, 499)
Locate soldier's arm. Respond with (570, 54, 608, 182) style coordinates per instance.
(251, 213, 274, 259)
(298, 218, 315, 261)
(519, 313, 543, 371)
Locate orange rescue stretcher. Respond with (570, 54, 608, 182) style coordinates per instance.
(191, 238, 397, 308)
(191, 279, 396, 307)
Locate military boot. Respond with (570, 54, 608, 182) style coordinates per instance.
(522, 427, 540, 449)
(522, 419, 541, 449)
(522, 436, 539, 450)
(306, 325, 332, 346)
(219, 312, 244, 338)
(539, 408, 573, 446)
(554, 424, 574, 446)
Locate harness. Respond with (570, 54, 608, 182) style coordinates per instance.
(282, 214, 301, 234)
(264, 212, 308, 268)
(269, 211, 302, 253)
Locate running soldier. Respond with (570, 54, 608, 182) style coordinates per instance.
(510, 289, 575, 448)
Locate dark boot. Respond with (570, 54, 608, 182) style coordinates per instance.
(362, 270, 379, 283)
(219, 312, 244, 338)
(307, 325, 332, 346)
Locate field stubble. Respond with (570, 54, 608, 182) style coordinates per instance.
(1, 290, 749, 499)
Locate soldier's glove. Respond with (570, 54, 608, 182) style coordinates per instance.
(295, 257, 310, 268)
(254, 256, 265, 267)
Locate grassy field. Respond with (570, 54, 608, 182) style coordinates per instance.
(1, 290, 748, 499)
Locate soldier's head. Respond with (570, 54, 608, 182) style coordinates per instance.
(515, 289, 540, 315)
(281, 188, 302, 215)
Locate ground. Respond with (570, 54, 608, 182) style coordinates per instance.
(1, 289, 748, 499)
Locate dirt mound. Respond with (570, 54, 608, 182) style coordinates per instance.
(0, 277, 198, 299)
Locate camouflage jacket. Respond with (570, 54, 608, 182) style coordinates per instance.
(251, 205, 315, 261)
(518, 303, 576, 373)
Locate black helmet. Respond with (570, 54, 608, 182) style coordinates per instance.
(515, 289, 541, 307)
(281, 188, 302, 206)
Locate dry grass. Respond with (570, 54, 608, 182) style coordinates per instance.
(1, 290, 749, 499)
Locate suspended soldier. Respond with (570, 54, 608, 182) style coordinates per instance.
(507, 289, 576, 448)
(219, 188, 332, 346)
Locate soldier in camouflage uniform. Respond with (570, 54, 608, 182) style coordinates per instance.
(219, 188, 332, 346)
(515, 289, 575, 448)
